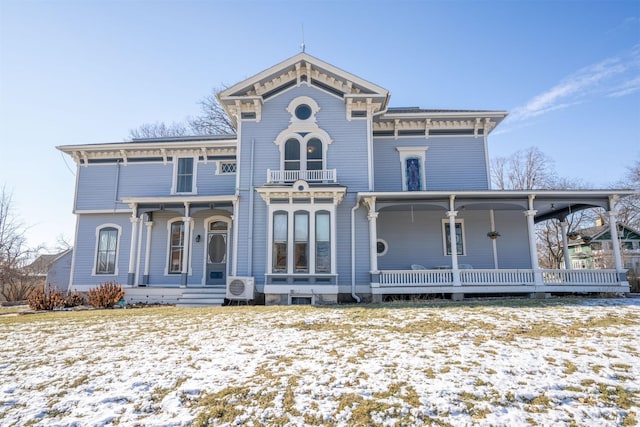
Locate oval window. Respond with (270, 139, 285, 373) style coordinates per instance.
(208, 234, 226, 263)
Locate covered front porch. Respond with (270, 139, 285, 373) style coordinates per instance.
(358, 190, 632, 299)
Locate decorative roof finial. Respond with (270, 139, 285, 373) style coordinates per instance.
(301, 23, 305, 53)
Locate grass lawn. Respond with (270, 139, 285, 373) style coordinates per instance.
(1, 297, 639, 426)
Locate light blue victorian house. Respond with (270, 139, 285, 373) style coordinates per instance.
(58, 53, 633, 306)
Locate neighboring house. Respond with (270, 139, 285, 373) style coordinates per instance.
(568, 222, 640, 291)
(57, 53, 634, 306)
(45, 249, 74, 291)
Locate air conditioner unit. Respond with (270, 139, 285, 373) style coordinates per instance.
(226, 277, 255, 300)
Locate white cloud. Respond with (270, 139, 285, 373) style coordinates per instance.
(608, 75, 640, 97)
(510, 55, 638, 121)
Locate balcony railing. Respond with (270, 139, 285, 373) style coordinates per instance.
(267, 169, 337, 184)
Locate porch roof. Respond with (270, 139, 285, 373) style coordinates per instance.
(357, 189, 636, 222)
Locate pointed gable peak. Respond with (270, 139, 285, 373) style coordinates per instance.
(218, 53, 390, 122)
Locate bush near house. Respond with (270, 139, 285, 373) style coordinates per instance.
(86, 281, 125, 308)
(27, 284, 64, 310)
(27, 285, 86, 311)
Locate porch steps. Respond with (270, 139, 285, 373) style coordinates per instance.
(176, 287, 226, 308)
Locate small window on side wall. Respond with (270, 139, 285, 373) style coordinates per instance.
(96, 226, 118, 274)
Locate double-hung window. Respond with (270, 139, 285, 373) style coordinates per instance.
(95, 226, 118, 274)
(273, 212, 288, 273)
(169, 221, 185, 273)
(175, 157, 195, 193)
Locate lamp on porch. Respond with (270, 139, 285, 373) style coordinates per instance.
(487, 231, 501, 240)
(195, 235, 201, 243)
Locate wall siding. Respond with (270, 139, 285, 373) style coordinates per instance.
(373, 136, 489, 191)
(235, 85, 371, 293)
(75, 161, 236, 212)
(71, 213, 132, 289)
(376, 209, 530, 270)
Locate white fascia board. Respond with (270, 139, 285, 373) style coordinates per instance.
(357, 189, 636, 201)
(220, 52, 389, 100)
(382, 111, 509, 120)
(57, 139, 237, 153)
(121, 195, 239, 205)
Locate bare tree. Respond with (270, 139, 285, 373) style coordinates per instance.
(491, 147, 594, 268)
(614, 159, 640, 229)
(188, 92, 236, 135)
(491, 146, 558, 190)
(128, 88, 235, 140)
(128, 121, 191, 139)
(0, 186, 40, 302)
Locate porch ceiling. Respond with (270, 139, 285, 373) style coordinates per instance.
(359, 190, 636, 222)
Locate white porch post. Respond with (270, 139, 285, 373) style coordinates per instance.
(524, 209, 543, 286)
(560, 220, 571, 270)
(143, 218, 153, 285)
(181, 203, 192, 287)
(128, 205, 140, 287)
(365, 197, 378, 273)
(368, 212, 379, 272)
(447, 209, 461, 286)
(489, 209, 498, 269)
(608, 210, 625, 273)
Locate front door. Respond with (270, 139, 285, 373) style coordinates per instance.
(206, 220, 228, 286)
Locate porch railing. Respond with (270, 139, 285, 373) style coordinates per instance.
(379, 269, 453, 285)
(541, 269, 619, 285)
(267, 169, 337, 184)
(378, 268, 621, 287)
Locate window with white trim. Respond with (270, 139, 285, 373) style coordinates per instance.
(282, 136, 325, 172)
(95, 225, 120, 274)
(396, 147, 428, 191)
(174, 157, 196, 193)
(269, 207, 334, 274)
(442, 219, 465, 256)
(168, 220, 185, 273)
(273, 212, 288, 273)
(217, 161, 236, 175)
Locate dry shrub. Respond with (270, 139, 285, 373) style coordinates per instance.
(87, 281, 125, 308)
(63, 290, 85, 308)
(27, 284, 64, 311)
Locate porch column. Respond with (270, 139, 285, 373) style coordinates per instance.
(128, 211, 140, 287)
(447, 210, 461, 286)
(143, 219, 153, 285)
(560, 220, 571, 270)
(368, 212, 379, 273)
(181, 203, 192, 287)
(524, 209, 543, 286)
(608, 210, 625, 273)
(364, 197, 379, 273)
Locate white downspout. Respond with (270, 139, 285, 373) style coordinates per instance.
(248, 138, 255, 276)
(350, 198, 361, 302)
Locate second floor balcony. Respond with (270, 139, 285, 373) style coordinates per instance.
(267, 169, 337, 185)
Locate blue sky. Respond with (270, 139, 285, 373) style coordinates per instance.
(1, 0, 639, 251)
